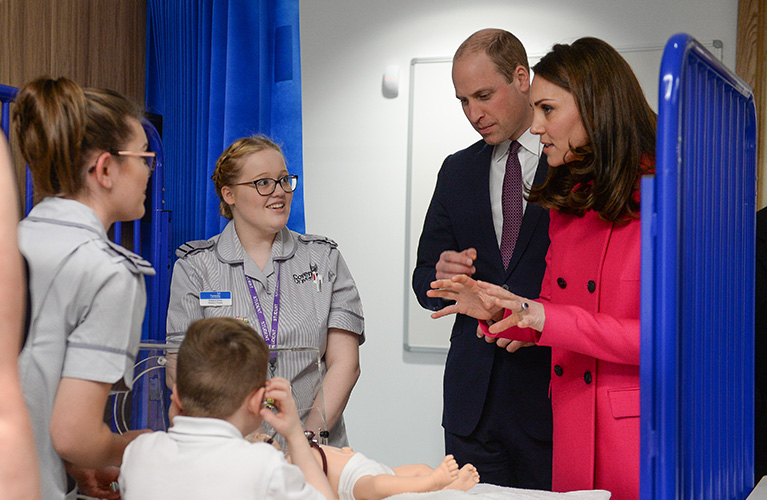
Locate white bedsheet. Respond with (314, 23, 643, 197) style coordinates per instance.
(386, 483, 611, 500)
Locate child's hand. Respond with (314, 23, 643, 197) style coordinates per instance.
(259, 377, 303, 441)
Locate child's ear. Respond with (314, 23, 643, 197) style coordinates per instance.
(246, 386, 267, 416)
(170, 384, 184, 412)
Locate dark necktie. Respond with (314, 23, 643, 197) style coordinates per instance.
(500, 141, 522, 269)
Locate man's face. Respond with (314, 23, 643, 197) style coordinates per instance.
(452, 51, 530, 145)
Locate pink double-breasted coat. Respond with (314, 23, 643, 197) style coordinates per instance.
(498, 208, 641, 500)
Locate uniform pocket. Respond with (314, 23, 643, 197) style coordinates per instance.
(608, 387, 640, 418)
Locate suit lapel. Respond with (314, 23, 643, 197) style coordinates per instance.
(505, 155, 549, 278)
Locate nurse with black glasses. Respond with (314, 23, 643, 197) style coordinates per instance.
(166, 135, 365, 447)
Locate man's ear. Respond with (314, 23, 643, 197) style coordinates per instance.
(246, 386, 267, 416)
(89, 151, 116, 189)
(514, 65, 531, 93)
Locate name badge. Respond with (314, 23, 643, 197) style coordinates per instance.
(200, 291, 232, 307)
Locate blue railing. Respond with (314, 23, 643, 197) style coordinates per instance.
(641, 34, 757, 500)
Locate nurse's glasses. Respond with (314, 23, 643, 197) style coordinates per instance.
(234, 175, 299, 196)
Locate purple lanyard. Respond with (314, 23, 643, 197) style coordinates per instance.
(244, 262, 282, 350)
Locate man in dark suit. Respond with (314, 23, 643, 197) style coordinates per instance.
(412, 29, 552, 489)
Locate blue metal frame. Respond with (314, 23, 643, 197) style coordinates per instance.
(641, 34, 757, 500)
(130, 120, 172, 432)
(0, 84, 16, 138)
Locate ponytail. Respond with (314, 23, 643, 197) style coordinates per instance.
(13, 76, 142, 199)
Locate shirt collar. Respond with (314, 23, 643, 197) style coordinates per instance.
(214, 222, 298, 276)
(27, 197, 108, 240)
(168, 416, 244, 440)
(214, 220, 246, 265)
(492, 128, 541, 164)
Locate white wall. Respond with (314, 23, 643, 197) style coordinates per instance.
(299, 0, 738, 468)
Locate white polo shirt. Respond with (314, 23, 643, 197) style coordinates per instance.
(119, 416, 325, 500)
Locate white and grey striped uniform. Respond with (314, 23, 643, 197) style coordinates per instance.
(166, 221, 365, 446)
(18, 197, 154, 500)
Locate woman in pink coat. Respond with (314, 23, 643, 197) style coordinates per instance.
(428, 37, 656, 500)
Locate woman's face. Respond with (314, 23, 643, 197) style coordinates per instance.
(224, 148, 292, 239)
(529, 76, 589, 167)
(113, 118, 151, 222)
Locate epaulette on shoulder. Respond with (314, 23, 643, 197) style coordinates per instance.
(104, 240, 156, 276)
(298, 233, 338, 249)
(175, 239, 215, 259)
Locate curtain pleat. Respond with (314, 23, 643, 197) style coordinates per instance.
(146, 0, 304, 254)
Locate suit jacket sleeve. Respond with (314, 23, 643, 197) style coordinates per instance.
(412, 155, 457, 311)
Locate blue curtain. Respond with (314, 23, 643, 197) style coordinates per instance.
(146, 0, 304, 254)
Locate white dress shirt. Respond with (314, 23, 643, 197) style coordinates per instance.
(489, 129, 542, 246)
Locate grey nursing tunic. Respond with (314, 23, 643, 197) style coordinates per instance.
(17, 197, 154, 500)
(166, 222, 365, 446)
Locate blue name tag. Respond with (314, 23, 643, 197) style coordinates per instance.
(200, 291, 232, 306)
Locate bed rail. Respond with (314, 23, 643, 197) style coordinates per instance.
(641, 33, 757, 500)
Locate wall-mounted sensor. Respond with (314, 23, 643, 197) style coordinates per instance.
(382, 64, 399, 98)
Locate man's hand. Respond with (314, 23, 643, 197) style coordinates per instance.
(435, 248, 477, 280)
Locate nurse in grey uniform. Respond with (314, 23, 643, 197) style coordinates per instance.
(13, 77, 155, 500)
(166, 136, 364, 446)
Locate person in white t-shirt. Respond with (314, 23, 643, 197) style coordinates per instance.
(119, 317, 334, 500)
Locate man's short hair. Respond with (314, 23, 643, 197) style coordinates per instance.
(176, 318, 270, 419)
(454, 28, 529, 83)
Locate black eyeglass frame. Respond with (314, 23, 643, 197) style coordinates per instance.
(233, 174, 299, 196)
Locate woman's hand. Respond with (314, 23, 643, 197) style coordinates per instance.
(427, 275, 504, 321)
(477, 324, 537, 354)
(304, 328, 359, 436)
(477, 282, 546, 333)
(65, 464, 120, 500)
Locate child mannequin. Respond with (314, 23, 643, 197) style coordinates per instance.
(119, 318, 334, 500)
(311, 445, 479, 500)
(249, 434, 480, 500)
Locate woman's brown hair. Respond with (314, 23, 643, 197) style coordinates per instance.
(211, 135, 285, 219)
(12, 76, 142, 199)
(528, 37, 656, 221)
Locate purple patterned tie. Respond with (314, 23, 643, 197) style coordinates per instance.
(500, 141, 522, 269)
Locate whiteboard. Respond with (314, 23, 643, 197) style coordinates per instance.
(403, 41, 723, 353)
